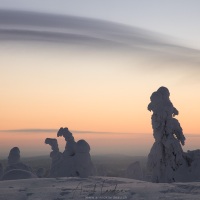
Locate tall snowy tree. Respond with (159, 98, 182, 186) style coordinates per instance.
(147, 87, 186, 183)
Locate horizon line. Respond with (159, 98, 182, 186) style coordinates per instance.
(0, 128, 199, 137)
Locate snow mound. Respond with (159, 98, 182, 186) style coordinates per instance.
(2, 169, 37, 181)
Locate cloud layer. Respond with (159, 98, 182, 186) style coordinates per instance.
(0, 129, 199, 138)
(0, 128, 134, 135)
(1, 9, 200, 71)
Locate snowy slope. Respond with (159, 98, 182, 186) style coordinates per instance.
(0, 176, 200, 200)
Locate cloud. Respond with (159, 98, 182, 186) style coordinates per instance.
(1, 9, 200, 71)
(1, 129, 199, 138)
(0, 129, 57, 133)
(185, 134, 200, 137)
(0, 128, 135, 135)
(0, 10, 195, 48)
(0, 9, 146, 49)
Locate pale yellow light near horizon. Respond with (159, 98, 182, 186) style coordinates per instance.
(1, 43, 145, 131)
(1, 42, 200, 134)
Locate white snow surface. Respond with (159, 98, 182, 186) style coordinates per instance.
(0, 176, 200, 200)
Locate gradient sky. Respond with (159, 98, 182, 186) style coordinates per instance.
(1, 0, 200, 157)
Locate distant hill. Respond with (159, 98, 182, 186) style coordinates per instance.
(0, 154, 148, 178)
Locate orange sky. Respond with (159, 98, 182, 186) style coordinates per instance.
(1, 40, 200, 157)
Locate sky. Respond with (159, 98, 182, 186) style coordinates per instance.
(1, 0, 200, 157)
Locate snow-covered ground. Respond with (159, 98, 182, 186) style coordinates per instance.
(0, 176, 200, 200)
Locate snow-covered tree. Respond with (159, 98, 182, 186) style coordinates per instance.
(147, 87, 186, 183)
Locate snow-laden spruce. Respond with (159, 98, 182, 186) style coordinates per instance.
(45, 127, 94, 178)
(147, 86, 200, 183)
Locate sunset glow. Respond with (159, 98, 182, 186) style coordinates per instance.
(1, 1, 200, 158)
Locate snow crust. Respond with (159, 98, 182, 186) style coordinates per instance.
(1, 176, 200, 200)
